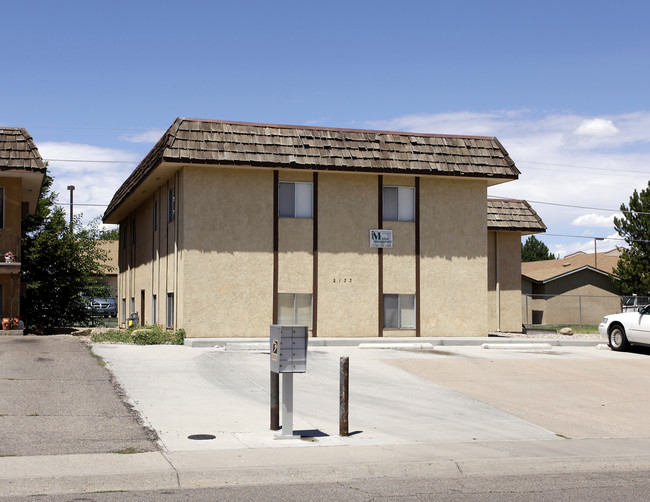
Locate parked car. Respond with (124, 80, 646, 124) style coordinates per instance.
(621, 295, 649, 313)
(85, 297, 118, 317)
(599, 306, 650, 351)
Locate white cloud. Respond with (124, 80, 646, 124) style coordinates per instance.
(571, 213, 620, 227)
(574, 118, 619, 138)
(119, 128, 166, 143)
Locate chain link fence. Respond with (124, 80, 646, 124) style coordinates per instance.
(523, 294, 646, 328)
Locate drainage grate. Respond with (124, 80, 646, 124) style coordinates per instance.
(188, 434, 216, 440)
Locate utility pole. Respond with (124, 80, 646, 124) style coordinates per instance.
(67, 185, 75, 227)
(594, 237, 604, 269)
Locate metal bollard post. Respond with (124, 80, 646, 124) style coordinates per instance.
(270, 371, 280, 430)
(340, 356, 349, 436)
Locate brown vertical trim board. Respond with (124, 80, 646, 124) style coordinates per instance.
(415, 177, 421, 337)
(378, 175, 383, 337)
(312, 172, 318, 337)
(273, 170, 279, 325)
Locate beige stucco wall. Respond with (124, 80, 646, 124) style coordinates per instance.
(487, 231, 523, 332)
(181, 166, 274, 337)
(115, 165, 498, 338)
(318, 172, 378, 337)
(419, 178, 487, 336)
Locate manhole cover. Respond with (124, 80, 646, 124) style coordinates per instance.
(188, 434, 216, 440)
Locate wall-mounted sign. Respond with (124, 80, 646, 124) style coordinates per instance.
(370, 229, 393, 248)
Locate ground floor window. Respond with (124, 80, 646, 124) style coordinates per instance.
(121, 298, 126, 323)
(277, 293, 312, 328)
(152, 294, 157, 324)
(384, 294, 416, 329)
(166, 293, 174, 328)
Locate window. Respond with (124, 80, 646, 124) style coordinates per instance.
(166, 293, 174, 328)
(277, 293, 312, 328)
(383, 186, 415, 222)
(152, 294, 157, 324)
(0, 187, 4, 229)
(168, 187, 176, 223)
(279, 182, 312, 218)
(130, 297, 135, 315)
(0, 285, 3, 316)
(121, 298, 126, 322)
(131, 217, 136, 244)
(383, 294, 416, 329)
(153, 199, 158, 232)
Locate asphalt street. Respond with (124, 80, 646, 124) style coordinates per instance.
(0, 335, 157, 456)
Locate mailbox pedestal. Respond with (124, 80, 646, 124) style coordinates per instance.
(270, 325, 308, 439)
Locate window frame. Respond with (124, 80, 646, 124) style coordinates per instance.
(153, 199, 158, 232)
(167, 186, 176, 223)
(383, 293, 416, 329)
(0, 187, 5, 229)
(382, 186, 415, 222)
(166, 293, 174, 329)
(278, 181, 313, 218)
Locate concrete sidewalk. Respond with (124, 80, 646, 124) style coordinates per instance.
(7, 334, 650, 498)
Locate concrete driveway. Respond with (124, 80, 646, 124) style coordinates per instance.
(90, 339, 646, 453)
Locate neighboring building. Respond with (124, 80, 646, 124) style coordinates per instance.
(487, 199, 546, 332)
(0, 128, 46, 324)
(95, 239, 119, 296)
(522, 249, 621, 326)
(104, 117, 541, 338)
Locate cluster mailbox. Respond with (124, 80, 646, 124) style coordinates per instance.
(270, 325, 308, 373)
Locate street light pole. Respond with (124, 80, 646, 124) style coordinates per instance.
(67, 185, 75, 227)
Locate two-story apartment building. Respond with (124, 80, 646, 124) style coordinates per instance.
(104, 118, 544, 338)
(0, 128, 46, 325)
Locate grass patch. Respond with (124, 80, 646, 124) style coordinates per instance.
(91, 326, 185, 345)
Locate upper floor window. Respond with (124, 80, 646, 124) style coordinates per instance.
(279, 182, 312, 218)
(153, 199, 158, 232)
(0, 187, 4, 229)
(383, 186, 414, 222)
(168, 187, 176, 223)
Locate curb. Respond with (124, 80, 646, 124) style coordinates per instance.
(185, 336, 603, 349)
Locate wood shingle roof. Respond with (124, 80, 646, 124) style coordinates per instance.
(487, 199, 546, 233)
(105, 118, 520, 222)
(0, 128, 46, 172)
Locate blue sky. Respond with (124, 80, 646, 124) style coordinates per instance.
(3, 0, 650, 257)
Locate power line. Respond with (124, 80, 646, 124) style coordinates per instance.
(44, 158, 139, 164)
(489, 195, 650, 216)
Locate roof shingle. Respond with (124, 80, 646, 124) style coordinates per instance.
(0, 128, 46, 172)
(105, 118, 521, 221)
(487, 199, 546, 233)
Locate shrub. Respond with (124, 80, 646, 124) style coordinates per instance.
(91, 326, 185, 345)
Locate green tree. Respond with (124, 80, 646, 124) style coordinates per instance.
(99, 227, 119, 240)
(613, 182, 650, 295)
(521, 235, 556, 262)
(21, 171, 110, 332)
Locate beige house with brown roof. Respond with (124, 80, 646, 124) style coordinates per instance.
(0, 128, 46, 324)
(104, 118, 543, 338)
(522, 249, 621, 326)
